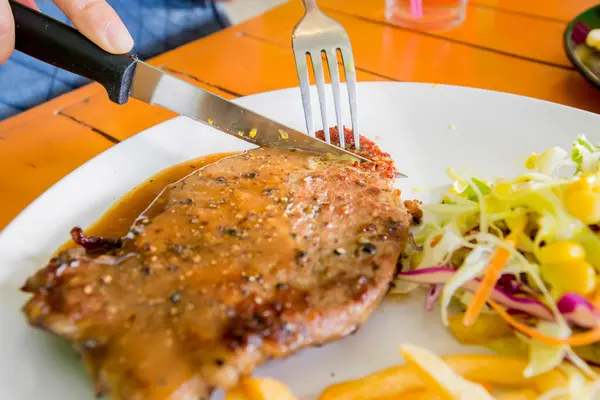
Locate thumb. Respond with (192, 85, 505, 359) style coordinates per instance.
(53, 0, 133, 54)
(0, 0, 15, 64)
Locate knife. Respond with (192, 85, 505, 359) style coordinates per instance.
(9, 0, 379, 164)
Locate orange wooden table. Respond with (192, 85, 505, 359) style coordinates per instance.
(0, 0, 598, 230)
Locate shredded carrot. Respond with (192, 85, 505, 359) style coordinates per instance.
(489, 300, 600, 347)
(463, 219, 525, 326)
(475, 381, 494, 394)
(431, 235, 442, 248)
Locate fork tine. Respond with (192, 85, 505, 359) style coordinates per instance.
(325, 49, 345, 149)
(294, 50, 315, 137)
(310, 51, 331, 144)
(339, 46, 360, 150)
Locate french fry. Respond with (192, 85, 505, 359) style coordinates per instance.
(319, 363, 422, 400)
(378, 389, 441, 399)
(224, 387, 248, 400)
(475, 381, 495, 394)
(224, 377, 298, 400)
(319, 355, 567, 400)
(495, 389, 538, 400)
(399, 344, 494, 400)
(241, 377, 297, 400)
(448, 312, 513, 345)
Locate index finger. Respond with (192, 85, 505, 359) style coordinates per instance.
(53, 0, 133, 54)
(18, 0, 39, 10)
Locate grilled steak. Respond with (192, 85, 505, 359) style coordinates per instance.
(22, 136, 409, 399)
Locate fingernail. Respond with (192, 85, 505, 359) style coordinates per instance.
(104, 19, 133, 53)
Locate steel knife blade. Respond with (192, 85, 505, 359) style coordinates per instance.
(129, 60, 369, 162)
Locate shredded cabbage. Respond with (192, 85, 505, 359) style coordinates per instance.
(440, 246, 491, 325)
(572, 135, 600, 174)
(533, 146, 571, 175)
(524, 322, 570, 377)
(397, 134, 600, 382)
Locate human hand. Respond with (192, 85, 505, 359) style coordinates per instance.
(0, 0, 133, 64)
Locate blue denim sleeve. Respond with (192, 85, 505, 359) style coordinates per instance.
(0, 0, 229, 120)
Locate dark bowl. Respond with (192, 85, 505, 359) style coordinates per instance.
(564, 5, 600, 89)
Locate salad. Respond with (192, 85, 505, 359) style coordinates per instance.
(394, 135, 600, 396)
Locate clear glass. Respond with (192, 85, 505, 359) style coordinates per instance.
(385, 0, 468, 31)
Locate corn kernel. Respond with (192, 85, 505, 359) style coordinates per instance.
(542, 260, 597, 299)
(564, 189, 600, 225)
(564, 175, 597, 197)
(525, 153, 538, 170)
(537, 241, 586, 265)
(587, 29, 600, 50)
(493, 182, 513, 198)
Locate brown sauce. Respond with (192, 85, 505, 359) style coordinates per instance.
(58, 152, 238, 252)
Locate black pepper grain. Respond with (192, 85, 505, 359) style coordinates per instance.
(171, 244, 185, 254)
(361, 243, 377, 254)
(225, 228, 238, 237)
(295, 250, 308, 262)
(170, 292, 181, 303)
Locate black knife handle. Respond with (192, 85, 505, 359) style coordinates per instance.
(9, 0, 136, 104)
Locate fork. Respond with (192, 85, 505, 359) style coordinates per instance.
(292, 0, 360, 150)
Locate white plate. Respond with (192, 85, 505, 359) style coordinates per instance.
(1, 82, 599, 399)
